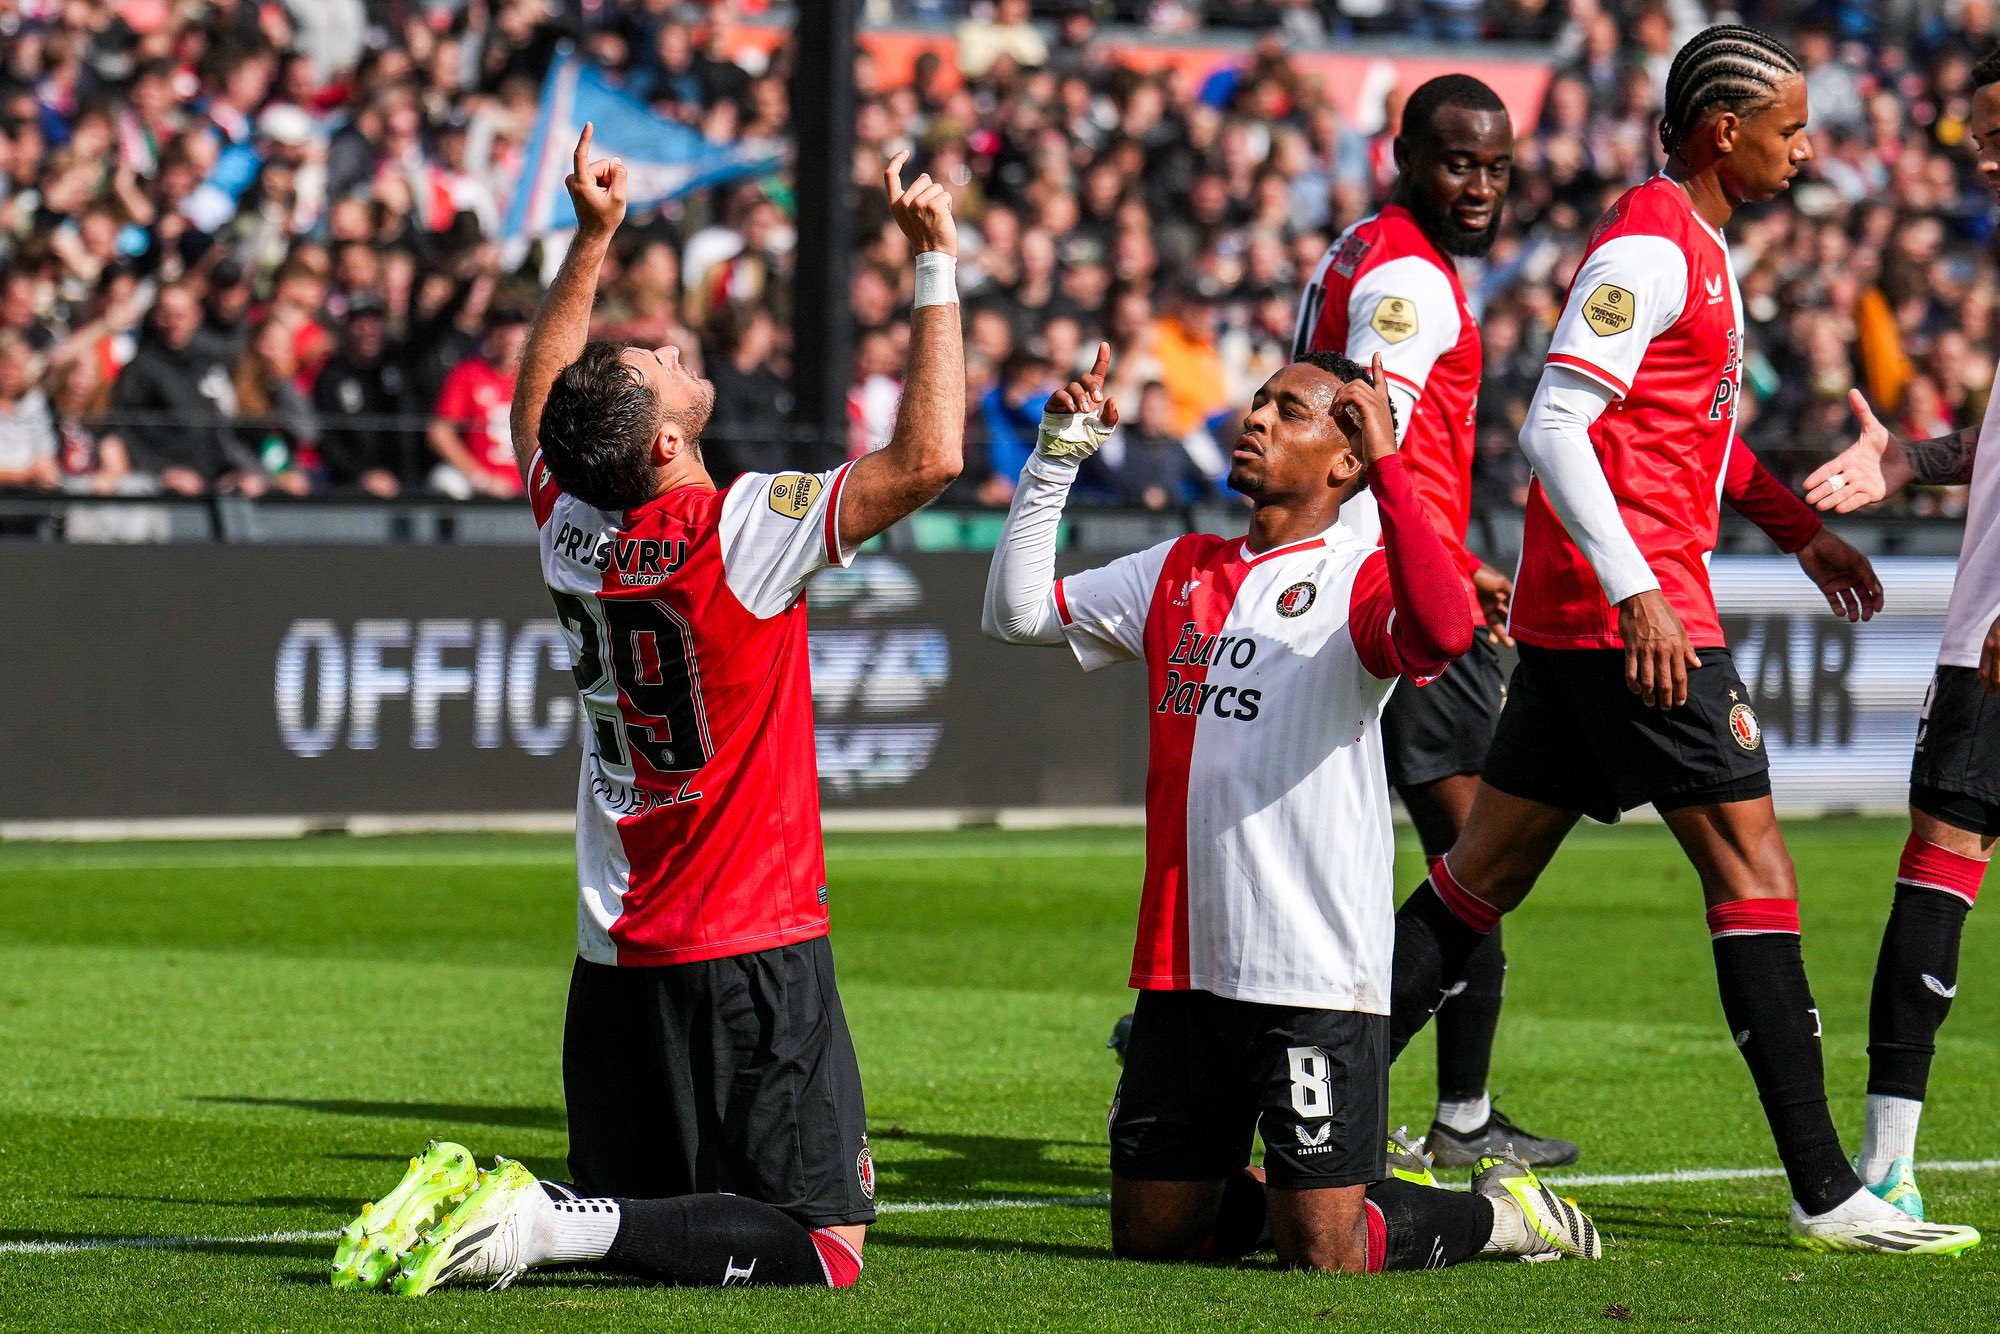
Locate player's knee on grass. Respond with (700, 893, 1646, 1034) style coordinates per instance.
(1267, 1184, 1370, 1273)
(1110, 1178, 1226, 1261)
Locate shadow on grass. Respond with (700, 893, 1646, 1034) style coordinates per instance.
(328, 1150, 571, 1180)
(1570, 1198, 1795, 1251)
(195, 1096, 565, 1132)
(871, 1229, 1111, 1263)
(871, 1127, 1107, 1198)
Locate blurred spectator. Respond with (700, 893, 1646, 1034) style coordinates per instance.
(1097, 381, 1218, 509)
(314, 298, 422, 498)
(705, 303, 795, 480)
(46, 356, 137, 496)
(981, 351, 1056, 486)
(230, 317, 317, 496)
(428, 306, 530, 498)
(958, 0, 1049, 80)
(848, 327, 904, 459)
(1150, 282, 1229, 440)
(0, 333, 58, 491)
(111, 283, 263, 496)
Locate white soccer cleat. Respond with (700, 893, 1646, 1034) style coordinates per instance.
(1472, 1153, 1603, 1260)
(1789, 1190, 1980, 1256)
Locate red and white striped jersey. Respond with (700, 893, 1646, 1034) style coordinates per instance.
(529, 452, 854, 966)
(1055, 521, 1412, 1013)
(1294, 204, 1484, 623)
(1512, 175, 1745, 650)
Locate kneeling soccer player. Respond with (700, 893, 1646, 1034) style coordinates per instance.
(982, 344, 1602, 1270)
(328, 133, 966, 1295)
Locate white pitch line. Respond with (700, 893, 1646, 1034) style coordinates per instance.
(10, 1160, 2000, 1257)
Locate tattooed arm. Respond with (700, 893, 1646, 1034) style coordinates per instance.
(1803, 389, 1980, 513)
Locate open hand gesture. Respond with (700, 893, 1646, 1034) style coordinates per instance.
(1802, 390, 1908, 513)
(566, 123, 627, 239)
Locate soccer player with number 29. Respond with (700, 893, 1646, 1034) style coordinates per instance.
(329, 126, 966, 1295)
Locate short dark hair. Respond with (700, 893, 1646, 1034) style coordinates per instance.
(1292, 349, 1401, 438)
(539, 341, 664, 512)
(1973, 45, 2000, 92)
(1399, 75, 1509, 153)
(1659, 25, 1802, 157)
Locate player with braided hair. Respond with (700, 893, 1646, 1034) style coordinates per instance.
(1383, 25, 1982, 1255)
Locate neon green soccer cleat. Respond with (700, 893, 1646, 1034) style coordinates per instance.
(392, 1157, 544, 1296)
(1387, 1127, 1437, 1187)
(330, 1140, 478, 1290)
(1472, 1152, 1603, 1260)
(1857, 1155, 1925, 1221)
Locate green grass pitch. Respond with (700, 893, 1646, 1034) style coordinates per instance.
(3, 819, 1999, 1331)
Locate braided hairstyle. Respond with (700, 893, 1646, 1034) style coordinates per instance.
(1658, 25, 1803, 158)
(1972, 45, 2000, 91)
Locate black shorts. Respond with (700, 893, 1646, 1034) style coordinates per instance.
(561, 936, 876, 1227)
(1481, 644, 1771, 825)
(1911, 666, 2000, 837)
(1382, 628, 1504, 790)
(1109, 989, 1388, 1190)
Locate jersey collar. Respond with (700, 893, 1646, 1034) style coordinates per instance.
(1238, 515, 1363, 566)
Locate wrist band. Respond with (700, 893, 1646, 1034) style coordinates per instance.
(914, 251, 958, 309)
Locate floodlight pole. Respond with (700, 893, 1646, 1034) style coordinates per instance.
(789, 0, 859, 471)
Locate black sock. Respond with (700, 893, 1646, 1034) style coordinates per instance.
(1436, 923, 1505, 1105)
(1867, 884, 1972, 1101)
(1710, 930, 1861, 1215)
(1362, 1178, 1494, 1271)
(1205, 1168, 1271, 1259)
(604, 1194, 831, 1287)
(1391, 879, 1494, 1061)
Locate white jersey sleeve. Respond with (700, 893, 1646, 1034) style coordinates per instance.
(1545, 234, 1688, 398)
(1055, 540, 1176, 671)
(719, 464, 856, 619)
(1343, 255, 1462, 402)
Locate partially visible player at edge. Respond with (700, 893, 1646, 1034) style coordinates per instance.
(1291, 73, 1572, 1167)
(328, 126, 967, 1294)
(985, 343, 1605, 1272)
(1799, 45, 2000, 1225)
(1382, 25, 1980, 1254)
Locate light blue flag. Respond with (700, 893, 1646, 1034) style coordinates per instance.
(502, 49, 782, 240)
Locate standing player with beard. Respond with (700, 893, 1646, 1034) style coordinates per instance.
(330, 129, 966, 1295)
(1799, 47, 2000, 1223)
(1291, 74, 1579, 1169)
(1382, 27, 1980, 1253)
(984, 345, 1604, 1273)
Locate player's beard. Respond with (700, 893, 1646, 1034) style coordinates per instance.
(1413, 196, 1501, 258)
(668, 379, 718, 456)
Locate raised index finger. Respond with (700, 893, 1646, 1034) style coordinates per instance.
(574, 122, 594, 177)
(1086, 341, 1110, 387)
(885, 149, 910, 200)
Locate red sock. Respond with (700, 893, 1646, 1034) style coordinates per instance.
(1706, 898, 1800, 938)
(1363, 1199, 1386, 1274)
(809, 1230, 862, 1289)
(1432, 859, 1502, 934)
(1897, 833, 1989, 907)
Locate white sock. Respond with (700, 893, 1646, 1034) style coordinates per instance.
(1436, 1092, 1491, 1135)
(1857, 1094, 1923, 1182)
(1801, 1186, 1905, 1223)
(1480, 1192, 1530, 1254)
(521, 1184, 622, 1266)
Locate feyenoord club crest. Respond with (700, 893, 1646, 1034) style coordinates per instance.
(856, 1138, 876, 1200)
(1728, 701, 1762, 751)
(1276, 581, 1316, 617)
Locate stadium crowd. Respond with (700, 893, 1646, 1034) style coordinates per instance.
(0, 0, 1991, 520)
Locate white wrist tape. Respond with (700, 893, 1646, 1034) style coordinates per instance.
(913, 252, 958, 309)
(1036, 409, 1113, 462)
